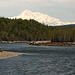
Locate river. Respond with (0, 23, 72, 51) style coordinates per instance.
(0, 43, 75, 75)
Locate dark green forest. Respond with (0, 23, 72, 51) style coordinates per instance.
(0, 17, 75, 42)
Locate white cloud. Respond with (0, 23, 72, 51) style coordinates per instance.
(50, 0, 75, 3)
(22, 0, 75, 9)
(51, 0, 75, 7)
(0, 0, 18, 8)
(0, 0, 75, 8)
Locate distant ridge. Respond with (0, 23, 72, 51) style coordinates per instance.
(54, 24, 75, 29)
(10, 10, 75, 26)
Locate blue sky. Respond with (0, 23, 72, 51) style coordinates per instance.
(0, 0, 75, 22)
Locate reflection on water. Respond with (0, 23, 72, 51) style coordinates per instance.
(0, 43, 75, 75)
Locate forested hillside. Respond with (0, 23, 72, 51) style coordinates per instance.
(0, 17, 75, 42)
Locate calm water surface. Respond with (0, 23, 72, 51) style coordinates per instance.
(0, 43, 75, 75)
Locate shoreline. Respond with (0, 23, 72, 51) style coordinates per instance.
(29, 41, 75, 46)
(0, 51, 25, 59)
(0, 41, 29, 43)
(0, 41, 75, 46)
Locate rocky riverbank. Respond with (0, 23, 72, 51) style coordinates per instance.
(0, 51, 25, 59)
(0, 41, 29, 43)
(29, 41, 75, 46)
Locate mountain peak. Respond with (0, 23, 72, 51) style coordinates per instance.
(22, 10, 32, 13)
(10, 10, 68, 26)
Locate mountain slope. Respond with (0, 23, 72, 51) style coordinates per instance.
(10, 10, 65, 26)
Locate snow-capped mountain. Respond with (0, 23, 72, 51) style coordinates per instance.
(10, 10, 73, 26)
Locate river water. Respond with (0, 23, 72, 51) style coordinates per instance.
(0, 43, 75, 75)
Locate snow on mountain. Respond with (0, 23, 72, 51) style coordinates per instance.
(10, 10, 74, 26)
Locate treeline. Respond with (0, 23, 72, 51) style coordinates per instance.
(54, 24, 75, 29)
(0, 17, 75, 42)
